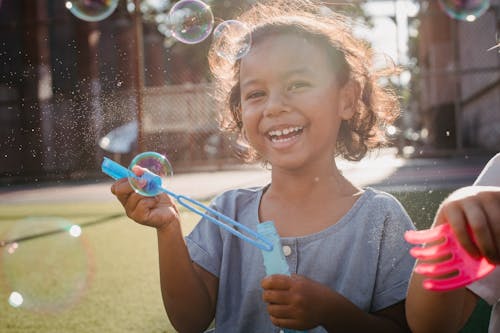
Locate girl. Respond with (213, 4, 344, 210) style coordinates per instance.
(111, 1, 415, 332)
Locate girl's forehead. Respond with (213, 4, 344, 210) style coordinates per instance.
(240, 34, 330, 77)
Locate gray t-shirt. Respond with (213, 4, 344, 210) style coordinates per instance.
(186, 186, 416, 332)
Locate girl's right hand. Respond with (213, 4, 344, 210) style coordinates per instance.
(433, 186, 500, 264)
(111, 178, 180, 231)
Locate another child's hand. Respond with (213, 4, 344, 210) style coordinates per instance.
(433, 186, 500, 264)
(261, 274, 333, 330)
(111, 178, 180, 231)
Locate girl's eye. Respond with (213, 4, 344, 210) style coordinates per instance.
(288, 81, 309, 90)
(245, 91, 265, 100)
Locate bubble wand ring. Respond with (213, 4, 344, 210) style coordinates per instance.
(101, 154, 273, 252)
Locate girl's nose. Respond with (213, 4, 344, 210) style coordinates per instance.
(263, 91, 290, 117)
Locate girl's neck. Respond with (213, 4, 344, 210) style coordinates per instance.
(260, 159, 362, 237)
(266, 159, 357, 203)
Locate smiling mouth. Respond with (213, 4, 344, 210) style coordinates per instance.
(267, 126, 304, 143)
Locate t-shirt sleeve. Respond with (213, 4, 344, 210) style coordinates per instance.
(468, 268, 500, 305)
(185, 197, 224, 277)
(472, 153, 500, 187)
(371, 196, 416, 312)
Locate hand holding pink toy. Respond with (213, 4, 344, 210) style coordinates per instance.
(405, 186, 500, 291)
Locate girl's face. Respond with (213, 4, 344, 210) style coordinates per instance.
(239, 34, 354, 171)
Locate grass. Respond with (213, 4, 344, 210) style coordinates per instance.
(0, 202, 198, 333)
(0, 190, 490, 332)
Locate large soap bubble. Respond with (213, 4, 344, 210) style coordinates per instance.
(65, 0, 119, 22)
(438, 0, 490, 22)
(1, 217, 93, 313)
(168, 0, 214, 44)
(212, 20, 252, 62)
(128, 151, 173, 197)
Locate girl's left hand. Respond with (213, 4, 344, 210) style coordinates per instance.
(261, 274, 333, 330)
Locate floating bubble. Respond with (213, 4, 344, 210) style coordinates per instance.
(65, 0, 119, 22)
(438, 0, 490, 22)
(128, 151, 173, 196)
(168, 0, 214, 44)
(212, 20, 252, 62)
(0, 217, 93, 313)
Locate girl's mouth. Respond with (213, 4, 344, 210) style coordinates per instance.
(267, 126, 304, 144)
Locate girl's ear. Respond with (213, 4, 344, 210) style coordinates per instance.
(338, 80, 360, 120)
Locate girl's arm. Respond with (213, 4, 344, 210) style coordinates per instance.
(157, 222, 218, 333)
(406, 273, 477, 333)
(111, 179, 218, 332)
(320, 291, 410, 332)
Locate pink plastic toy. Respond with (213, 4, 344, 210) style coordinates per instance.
(404, 223, 496, 291)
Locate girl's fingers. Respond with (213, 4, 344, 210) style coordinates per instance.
(479, 192, 500, 263)
(133, 197, 158, 218)
(262, 289, 289, 304)
(111, 179, 133, 196)
(462, 198, 496, 261)
(261, 274, 291, 290)
(267, 303, 294, 318)
(441, 202, 480, 258)
(269, 316, 296, 329)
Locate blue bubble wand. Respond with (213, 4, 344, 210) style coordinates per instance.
(101, 155, 273, 252)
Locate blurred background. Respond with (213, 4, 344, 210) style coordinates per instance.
(0, 0, 498, 183)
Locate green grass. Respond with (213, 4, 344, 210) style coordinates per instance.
(0, 202, 199, 333)
(0, 190, 490, 332)
(392, 189, 451, 230)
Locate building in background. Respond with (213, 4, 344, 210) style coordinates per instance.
(1, 0, 498, 184)
(0, 0, 231, 184)
(414, 0, 500, 154)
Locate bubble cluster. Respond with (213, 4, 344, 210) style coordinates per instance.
(65, 0, 119, 22)
(1, 217, 92, 313)
(128, 151, 173, 196)
(438, 0, 490, 22)
(167, 0, 214, 44)
(212, 20, 252, 62)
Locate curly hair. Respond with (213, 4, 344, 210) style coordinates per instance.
(208, 0, 400, 162)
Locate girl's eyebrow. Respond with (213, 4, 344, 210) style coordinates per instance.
(241, 67, 312, 90)
(281, 67, 311, 78)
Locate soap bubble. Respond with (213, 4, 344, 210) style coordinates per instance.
(128, 151, 173, 196)
(438, 0, 490, 22)
(212, 20, 252, 62)
(168, 0, 214, 44)
(0, 217, 93, 313)
(65, 0, 119, 22)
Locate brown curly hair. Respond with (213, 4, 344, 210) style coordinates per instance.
(208, 0, 400, 162)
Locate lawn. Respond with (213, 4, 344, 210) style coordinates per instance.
(0, 190, 490, 332)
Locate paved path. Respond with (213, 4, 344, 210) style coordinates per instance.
(0, 149, 493, 204)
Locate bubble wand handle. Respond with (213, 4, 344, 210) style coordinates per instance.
(257, 221, 307, 333)
(101, 157, 273, 252)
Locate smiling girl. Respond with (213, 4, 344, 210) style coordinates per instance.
(111, 1, 415, 332)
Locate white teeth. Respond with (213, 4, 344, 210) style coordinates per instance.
(271, 137, 294, 143)
(268, 126, 302, 137)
